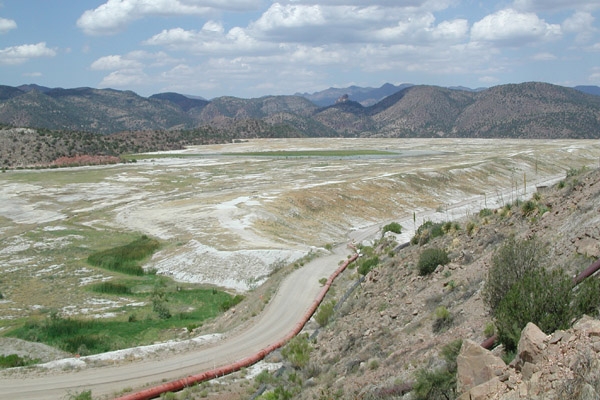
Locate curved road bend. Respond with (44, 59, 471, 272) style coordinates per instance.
(0, 246, 352, 400)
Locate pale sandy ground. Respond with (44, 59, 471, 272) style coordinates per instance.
(1, 139, 598, 314)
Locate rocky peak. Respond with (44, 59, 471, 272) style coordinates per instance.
(335, 94, 349, 104)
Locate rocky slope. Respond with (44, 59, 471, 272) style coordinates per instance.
(248, 166, 600, 399)
(0, 159, 598, 400)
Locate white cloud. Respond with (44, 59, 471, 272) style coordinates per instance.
(248, 3, 469, 46)
(513, 0, 600, 12)
(531, 52, 557, 61)
(0, 42, 56, 65)
(471, 9, 562, 45)
(145, 26, 275, 56)
(99, 69, 149, 88)
(91, 55, 142, 70)
(479, 76, 500, 84)
(0, 17, 16, 34)
(77, 0, 261, 36)
(22, 72, 42, 77)
(370, 14, 468, 44)
(91, 51, 179, 71)
(563, 12, 596, 43)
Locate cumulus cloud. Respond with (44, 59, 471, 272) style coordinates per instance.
(0, 17, 16, 34)
(145, 25, 274, 56)
(92, 51, 179, 71)
(91, 55, 143, 70)
(77, 0, 261, 36)
(99, 69, 149, 88)
(471, 9, 561, 45)
(0, 42, 56, 65)
(563, 11, 596, 42)
(513, 0, 600, 12)
(248, 3, 469, 46)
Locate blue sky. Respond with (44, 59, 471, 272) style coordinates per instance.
(1, 0, 599, 99)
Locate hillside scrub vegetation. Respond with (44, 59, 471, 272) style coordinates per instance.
(247, 166, 600, 400)
(417, 247, 450, 276)
(484, 236, 600, 351)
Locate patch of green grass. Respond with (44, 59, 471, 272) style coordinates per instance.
(89, 281, 132, 295)
(0, 354, 39, 368)
(219, 294, 245, 312)
(6, 287, 240, 354)
(87, 235, 160, 275)
(66, 390, 92, 400)
(221, 150, 397, 157)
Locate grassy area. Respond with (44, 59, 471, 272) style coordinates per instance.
(121, 153, 202, 161)
(6, 286, 240, 355)
(221, 150, 397, 157)
(2, 234, 243, 356)
(121, 149, 398, 161)
(87, 235, 160, 275)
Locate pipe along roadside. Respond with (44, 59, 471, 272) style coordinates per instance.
(114, 252, 360, 400)
(115, 245, 600, 399)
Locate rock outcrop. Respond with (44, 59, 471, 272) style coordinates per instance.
(457, 316, 600, 399)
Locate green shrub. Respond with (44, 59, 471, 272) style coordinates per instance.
(412, 220, 445, 245)
(412, 340, 462, 400)
(152, 280, 171, 319)
(261, 386, 293, 400)
(67, 390, 92, 400)
(521, 200, 536, 216)
(0, 354, 38, 368)
(417, 248, 450, 276)
(255, 369, 275, 385)
(566, 166, 589, 178)
(483, 322, 495, 339)
(382, 222, 402, 236)
(358, 256, 379, 276)
(413, 368, 457, 400)
(220, 294, 245, 312)
(315, 300, 335, 327)
(495, 268, 573, 351)
(483, 236, 545, 314)
(479, 208, 493, 218)
(573, 277, 600, 317)
(432, 306, 453, 333)
(465, 221, 476, 236)
(281, 333, 312, 369)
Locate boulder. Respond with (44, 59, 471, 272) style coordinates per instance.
(457, 339, 506, 394)
(573, 315, 600, 337)
(514, 322, 547, 370)
(458, 377, 506, 400)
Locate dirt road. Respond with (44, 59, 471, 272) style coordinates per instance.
(0, 246, 352, 399)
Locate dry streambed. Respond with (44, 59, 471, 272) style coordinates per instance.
(0, 138, 598, 327)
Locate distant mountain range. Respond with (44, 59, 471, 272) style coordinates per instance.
(1, 82, 600, 139)
(296, 82, 490, 106)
